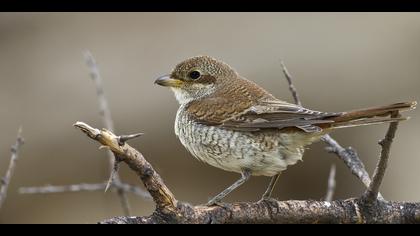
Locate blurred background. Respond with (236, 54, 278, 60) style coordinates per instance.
(0, 13, 419, 223)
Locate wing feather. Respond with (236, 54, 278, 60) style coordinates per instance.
(187, 97, 341, 133)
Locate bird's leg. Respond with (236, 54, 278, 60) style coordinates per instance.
(261, 174, 280, 200)
(206, 170, 251, 206)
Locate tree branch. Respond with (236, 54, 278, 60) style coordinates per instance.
(73, 121, 420, 224)
(279, 61, 382, 199)
(0, 127, 24, 209)
(74, 122, 177, 211)
(364, 111, 400, 203)
(100, 199, 420, 224)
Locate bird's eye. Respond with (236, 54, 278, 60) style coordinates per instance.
(188, 70, 201, 80)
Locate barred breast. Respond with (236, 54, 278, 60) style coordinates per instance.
(175, 104, 315, 176)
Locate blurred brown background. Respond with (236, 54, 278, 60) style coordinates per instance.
(0, 13, 419, 224)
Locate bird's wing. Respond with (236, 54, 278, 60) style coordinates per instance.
(186, 98, 342, 132)
(221, 100, 342, 132)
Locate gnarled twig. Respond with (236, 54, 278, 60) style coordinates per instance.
(74, 122, 177, 211)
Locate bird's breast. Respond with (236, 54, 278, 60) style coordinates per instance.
(174, 104, 320, 176)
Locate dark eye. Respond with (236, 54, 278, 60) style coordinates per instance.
(188, 70, 201, 80)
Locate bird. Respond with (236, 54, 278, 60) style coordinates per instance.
(155, 55, 416, 206)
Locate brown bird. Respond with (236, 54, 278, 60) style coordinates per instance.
(155, 55, 416, 205)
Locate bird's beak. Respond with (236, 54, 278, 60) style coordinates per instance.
(154, 75, 183, 87)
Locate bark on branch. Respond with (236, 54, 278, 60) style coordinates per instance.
(74, 121, 420, 224)
(100, 199, 420, 224)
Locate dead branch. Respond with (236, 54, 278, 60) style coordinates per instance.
(74, 122, 177, 211)
(364, 111, 400, 203)
(321, 135, 372, 188)
(279, 61, 383, 200)
(0, 127, 24, 209)
(74, 121, 420, 224)
(100, 199, 420, 224)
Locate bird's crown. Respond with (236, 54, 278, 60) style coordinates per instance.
(170, 55, 237, 83)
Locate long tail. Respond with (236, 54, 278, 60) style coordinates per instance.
(327, 101, 417, 129)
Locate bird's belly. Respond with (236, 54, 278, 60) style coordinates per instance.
(175, 110, 315, 176)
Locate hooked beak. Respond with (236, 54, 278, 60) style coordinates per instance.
(154, 75, 183, 87)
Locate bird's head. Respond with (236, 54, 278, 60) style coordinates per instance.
(155, 55, 238, 104)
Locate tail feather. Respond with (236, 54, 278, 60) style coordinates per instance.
(327, 101, 416, 129)
(331, 116, 408, 129)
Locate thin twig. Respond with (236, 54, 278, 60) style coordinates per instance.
(84, 51, 131, 215)
(0, 127, 24, 209)
(84, 51, 115, 132)
(84, 51, 118, 186)
(19, 182, 151, 199)
(364, 111, 400, 203)
(321, 135, 373, 189)
(280, 60, 382, 199)
(325, 164, 336, 202)
(280, 60, 302, 106)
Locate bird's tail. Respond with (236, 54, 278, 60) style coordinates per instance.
(327, 101, 417, 129)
